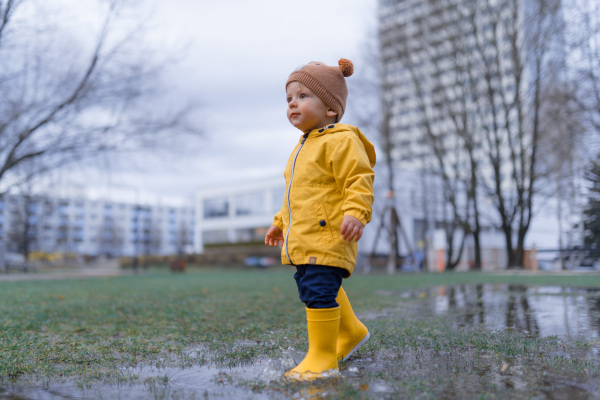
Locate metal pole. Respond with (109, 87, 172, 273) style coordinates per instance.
(0, 236, 6, 272)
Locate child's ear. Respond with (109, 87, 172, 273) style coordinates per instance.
(327, 110, 338, 118)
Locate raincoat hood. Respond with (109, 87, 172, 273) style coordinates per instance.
(303, 124, 376, 168)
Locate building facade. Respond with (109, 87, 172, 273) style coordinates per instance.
(378, 0, 526, 168)
(194, 176, 284, 253)
(0, 168, 558, 271)
(0, 194, 195, 259)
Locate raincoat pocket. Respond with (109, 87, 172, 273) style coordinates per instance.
(313, 202, 335, 243)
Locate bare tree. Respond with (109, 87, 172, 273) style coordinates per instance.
(0, 0, 199, 191)
(6, 194, 36, 257)
(379, 0, 484, 270)
(467, 0, 571, 267)
(566, 0, 600, 133)
(149, 220, 163, 256)
(539, 0, 600, 265)
(98, 213, 124, 257)
(583, 153, 600, 248)
(352, 31, 414, 274)
(176, 221, 191, 255)
(55, 200, 74, 253)
(378, 0, 578, 268)
(536, 79, 587, 267)
(37, 197, 56, 254)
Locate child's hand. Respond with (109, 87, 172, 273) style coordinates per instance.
(340, 215, 364, 242)
(265, 225, 284, 247)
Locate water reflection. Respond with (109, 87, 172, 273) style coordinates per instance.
(433, 284, 600, 340)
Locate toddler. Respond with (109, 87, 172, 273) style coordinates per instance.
(265, 58, 376, 381)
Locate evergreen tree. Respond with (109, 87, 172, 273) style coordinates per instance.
(584, 155, 600, 247)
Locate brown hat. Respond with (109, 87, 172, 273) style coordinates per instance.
(286, 58, 354, 121)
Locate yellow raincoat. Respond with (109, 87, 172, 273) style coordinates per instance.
(273, 123, 376, 276)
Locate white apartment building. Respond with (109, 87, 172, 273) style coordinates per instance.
(378, 0, 471, 166)
(194, 176, 285, 253)
(192, 173, 429, 258)
(0, 168, 558, 270)
(377, 0, 558, 169)
(0, 194, 195, 258)
(375, 0, 569, 265)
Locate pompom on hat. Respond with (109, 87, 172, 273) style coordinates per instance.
(286, 58, 354, 121)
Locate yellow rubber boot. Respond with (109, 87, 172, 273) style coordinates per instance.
(336, 286, 370, 361)
(285, 307, 340, 381)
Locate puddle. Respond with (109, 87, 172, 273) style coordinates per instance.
(374, 284, 600, 341)
(0, 346, 340, 400)
(2, 284, 600, 399)
(427, 284, 600, 341)
(1, 365, 271, 399)
(0, 341, 344, 400)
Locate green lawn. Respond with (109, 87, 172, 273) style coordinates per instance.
(1, 268, 600, 398)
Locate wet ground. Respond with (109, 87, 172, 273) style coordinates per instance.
(405, 284, 600, 342)
(2, 284, 600, 399)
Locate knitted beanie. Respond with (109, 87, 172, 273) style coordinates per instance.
(286, 58, 354, 121)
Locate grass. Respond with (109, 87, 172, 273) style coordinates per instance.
(0, 269, 303, 382)
(1, 267, 600, 398)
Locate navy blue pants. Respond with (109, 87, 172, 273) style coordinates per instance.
(294, 265, 345, 309)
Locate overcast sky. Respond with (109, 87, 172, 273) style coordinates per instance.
(66, 0, 378, 204)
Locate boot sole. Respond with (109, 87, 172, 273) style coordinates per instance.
(342, 331, 370, 362)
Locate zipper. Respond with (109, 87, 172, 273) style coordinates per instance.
(285, 132, 309, 264)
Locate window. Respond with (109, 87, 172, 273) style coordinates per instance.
(203, 197, 229, 219)
(235, 192, 264, 216)
(27, 202, 38, 213)
(235, 227, 269, 243)
(272, 188, 286, 214)
(203, 229, 228, 244)
(58, 203, 69, 215)
(413, 219, 427, 243)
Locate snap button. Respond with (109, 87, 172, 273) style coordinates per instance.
(319, 220, 326, 227)
(318, 129, 324, 133)
(328, 124, 335, 128)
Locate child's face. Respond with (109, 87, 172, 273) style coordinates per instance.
(286, 81, 337, 133)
